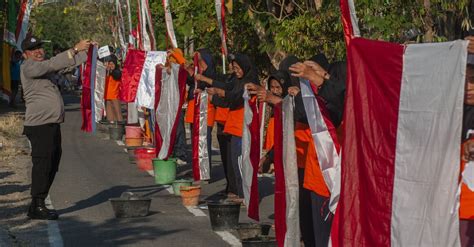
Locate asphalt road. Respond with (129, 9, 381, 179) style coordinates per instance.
(47, 95, 275, 247)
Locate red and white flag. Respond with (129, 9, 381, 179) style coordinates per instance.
(332, 1, 468, 246)
(192, 54, 210, 181)
(300, 79, 341, 213)
(15, 0, 33, 51)
(119, 49, 166, 105)
(154, 64, 187, 160)
(273, 96, 300, 247)
(241, 89, 261, 221)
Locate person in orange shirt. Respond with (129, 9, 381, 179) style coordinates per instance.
(104, 55, 123, 122)
(460, 63, 474, 247)
(196, 58, 239, 197)
(206, 53, 258, 201)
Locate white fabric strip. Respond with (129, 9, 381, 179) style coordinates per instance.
(214, 0, 227, 55)
(198, 92, 210, 180)
(94, 61, 106, 123)
(139, 0, 151, 51)
(241, 89, 254, 210)
(144, 0, 156, 50)
(135, 51, 167, 109)
(347, 0, 360, 37)
(282, 96, 300, 247)
(299, 79, 341, 213)
(163, 0, 178, 48)
(156, 64, 180, 159)
(391, 40, 467, 247)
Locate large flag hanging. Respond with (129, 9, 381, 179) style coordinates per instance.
(94, 61, 107, 123)
(192, 54, 210, 181)
(154, 63, 187, 159)
(81, 46, 98, 132)
(162, 0, 178, 48)
(300, 79, 341, 213)
(241, 89, 261, 221)
(331, 1, 468, 246)
(135, 51, 167, 109)
(273, 96, 300, 247)
(15, 0, 33, 51)
(120, 49, 146, 102)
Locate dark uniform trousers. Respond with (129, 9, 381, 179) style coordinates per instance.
(24, 123, 62, 199)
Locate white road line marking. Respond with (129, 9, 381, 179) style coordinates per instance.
(165, 186, 174, 194)
(215, 231, 242, 247)
(185, 206, 207, 217)
(45, 196, 64, 247)
(123, 148, 127, 153)
(116, 140, 125, 146)
(146, 170, 154, 177)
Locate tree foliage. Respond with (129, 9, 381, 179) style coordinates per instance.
(30, 0, 116, 55)
(27, 0, 472, 71)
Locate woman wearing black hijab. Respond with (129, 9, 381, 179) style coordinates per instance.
(205, 53, 258, 201)
(184, 48, 218, 178)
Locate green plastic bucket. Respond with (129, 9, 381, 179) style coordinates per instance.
(172, 179, 193, 196)
(152, 158, 177, 185)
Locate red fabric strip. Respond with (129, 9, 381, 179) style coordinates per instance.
(81, 47, 94, 132)
(331, 38, 404, 247)
(248, 97, 260, 221)
(340, 0, 354, 45)
(273, 103, 286, 247)
(154, 66, 164, 157)
(120, 49, 146, 102)
(192, 54, 201, 181)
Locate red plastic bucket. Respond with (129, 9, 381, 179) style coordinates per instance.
(134, 147, 156, 171)
(125, 126, 142, 139)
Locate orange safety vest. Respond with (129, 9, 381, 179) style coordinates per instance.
(215, 107, 230, 125)
(295, 122, 330, 197)
(264, 117, 275, 151)
(460, 142, 474, 220)
(223, 107, 244, 137)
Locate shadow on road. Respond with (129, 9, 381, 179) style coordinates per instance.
(59, 215, 185, 246)
(57, 184, 175, 215)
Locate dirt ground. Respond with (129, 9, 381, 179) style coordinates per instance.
(0, 102, 43, 246)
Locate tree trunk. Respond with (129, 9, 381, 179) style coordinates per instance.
(423, 0, 434, 42)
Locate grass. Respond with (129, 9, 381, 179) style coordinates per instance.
(0, 114, 25, 160)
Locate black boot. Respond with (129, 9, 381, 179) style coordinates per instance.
(27, 198, 58, 220)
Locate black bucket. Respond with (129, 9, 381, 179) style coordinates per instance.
(241, 236, 277, 247)
(207, 201, 241, 231)
(109, 125, 124, 141)
(237, 223, 272, 240)
(109, 197, 151, 218)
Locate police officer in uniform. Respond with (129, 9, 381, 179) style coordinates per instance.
(21, 36, 91, 220)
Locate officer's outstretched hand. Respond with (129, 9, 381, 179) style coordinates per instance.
(74, 40, 92, 52)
